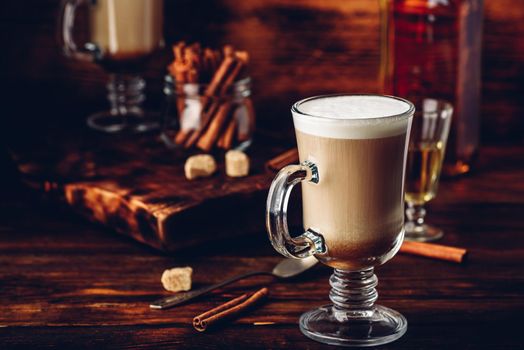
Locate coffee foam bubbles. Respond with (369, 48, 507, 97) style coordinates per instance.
(292, 95, 413, 139)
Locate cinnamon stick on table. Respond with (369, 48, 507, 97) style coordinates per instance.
(266, 148, 299, 172)
(193, 287, 269, 332)
(400, 241, 467, 263)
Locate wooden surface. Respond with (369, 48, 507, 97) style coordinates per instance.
(2, 0, 524, 145)
(2, 0, 524, 348)
(10, 135, 280, 252)
(1, 145, 523, 349)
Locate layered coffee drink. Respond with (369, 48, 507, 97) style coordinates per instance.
(90, 0, 163, 71)
(293, 95, 412, 270)
(267, 94, 413, 346)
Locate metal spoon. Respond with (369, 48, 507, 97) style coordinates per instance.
(150, 256, 318, 310)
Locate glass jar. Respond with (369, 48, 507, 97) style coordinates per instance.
(161, 75, 254, 152)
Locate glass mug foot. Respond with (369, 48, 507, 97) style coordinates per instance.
(86, 74, 159, 134)
(87, 111, 159, 134)
(404, 222, 443, 242)
(300, 304, 407, 347)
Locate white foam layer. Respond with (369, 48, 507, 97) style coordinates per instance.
(293, 95, 413, 139)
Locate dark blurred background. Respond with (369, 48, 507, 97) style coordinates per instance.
(1, 0, 523, 185)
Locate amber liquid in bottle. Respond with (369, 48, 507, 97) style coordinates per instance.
(381, 0, 483, 176)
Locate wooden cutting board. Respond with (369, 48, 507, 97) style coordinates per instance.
(11, 133, 292, 252)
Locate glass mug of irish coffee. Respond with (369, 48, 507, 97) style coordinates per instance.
(58, 0, 163, 133)
(404, 99, 453, 242)
(266, 94, 414, 347)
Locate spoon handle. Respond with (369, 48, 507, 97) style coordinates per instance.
(150, 270, 271, 310)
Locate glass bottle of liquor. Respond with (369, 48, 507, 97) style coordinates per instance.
(380, 0, 483, 176)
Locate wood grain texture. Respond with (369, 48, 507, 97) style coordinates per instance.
(0, 146, 523, 349)
(1, 1, 524, 347)
(10, 135, 284, 252)
(1, 0, 524, 145)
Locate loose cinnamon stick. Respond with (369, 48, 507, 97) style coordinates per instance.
(265, 148, 299, 171)
(400, 241, 467, 263)
(193, 287, 269, 332)
(194, 294, 249, 327)
(253, 321, 276, 326)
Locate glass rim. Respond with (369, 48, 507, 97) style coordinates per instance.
(164, 74, 251, 88)
(416, 98, 454, 115)
(291, 93, 415, 122)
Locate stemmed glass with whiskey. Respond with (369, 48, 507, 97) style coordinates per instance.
(404, 99, 453, 242)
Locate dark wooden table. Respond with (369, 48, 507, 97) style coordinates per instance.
(1, 146, 523, 349)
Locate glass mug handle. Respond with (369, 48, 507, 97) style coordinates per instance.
(266, 160, 327, 259)
(58, 0, 101, 61)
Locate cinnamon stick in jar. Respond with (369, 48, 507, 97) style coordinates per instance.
(205, 56, 236, 97)
(218, 117, 237, 150)
(173, 65, 198, 146)
(184, 58, 238, 149)
(197, 102, 234, 152)
(167, 42, 253, 151)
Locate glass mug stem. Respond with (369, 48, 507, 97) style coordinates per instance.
(329, 268, 378, 320)
(265, 160, 326, 259)
(405, 202, 426, 232)
(405, 202, 443, 242)
(87, 74, 151, 133)
(107, 74, 145, 117)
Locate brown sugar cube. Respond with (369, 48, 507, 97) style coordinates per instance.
(184, 154, 217, 180)
(225, 150, 250, 177)
(161, 267, 193, 292)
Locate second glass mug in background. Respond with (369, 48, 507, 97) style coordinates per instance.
(404, 99, 453, 242)
(58, 0, 164, 133)
(266, 94, 414, 347)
